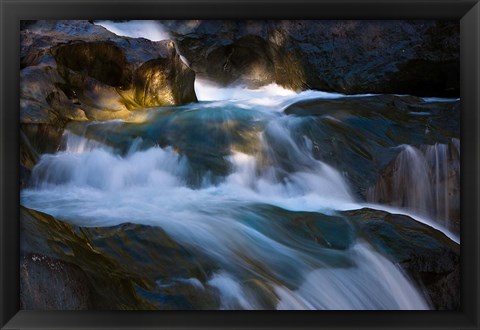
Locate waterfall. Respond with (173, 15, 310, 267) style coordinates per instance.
(367, 139, 460, 231)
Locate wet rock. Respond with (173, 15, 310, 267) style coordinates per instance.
(20, 20, 198, 169)
(21, 123, 64, 156)
(227, 204, 460, 310)
(20, 253, 92, 310)
(256, 205, 355, 251)
(53, 41, 131, 87)
(283, 95, 460, 199)
(366, 139, 461, 234)
(20, 131, 39, 170)
(342, 208, 460, 310)
(21, 20, 197, 117)
(19, 202, 459, 310)
(20, 63, 87, 125)
(20, 130, 39, 188)
(20, 206, 216, 310)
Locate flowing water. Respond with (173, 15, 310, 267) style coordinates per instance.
(20, 79, 462, 309)
(95, 20, 171, 41)
(17, 15, 458, 311)
(366, 140, 460, 231)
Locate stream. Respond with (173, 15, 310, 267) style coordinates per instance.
(21, 81, 460, 310)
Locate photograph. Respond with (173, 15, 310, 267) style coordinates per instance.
(19, 19, 460, 310)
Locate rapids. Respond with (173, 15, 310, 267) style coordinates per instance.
(20, 79, 461, 309)
(15, 17, 457, 311)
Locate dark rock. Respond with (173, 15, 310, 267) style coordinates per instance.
(20, 130, 39, 170)
(225, 203, 459, 310)
(20, 63, 88, 124)
(21, 124, 64, 156)
(255, 205, 355, 251)
(20, 206, 216, 310)
(200, 35, 304, 90)
(56, 71, 131, 121)
(20, 130, 39, 188)
(53, 41, 131, 87)
(20, 166, 32, 189)
(20, 253, 93, 310)
(164, 20, 459, 97)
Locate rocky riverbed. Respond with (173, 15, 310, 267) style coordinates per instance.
(20, 20, 460, 310)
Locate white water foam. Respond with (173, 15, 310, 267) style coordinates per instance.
(207, 272, 258, 310)
(23, 127, 358, 226)
(422, 97, 460, 103)
(194, 79, 374, 112)
(95, 20, 170, 41)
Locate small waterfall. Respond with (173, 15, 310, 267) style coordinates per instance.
(60, 129, 112, 154)
(367, 139, 460, 231)
(424, 143, 449, 225)
(275, 243, 429, 310)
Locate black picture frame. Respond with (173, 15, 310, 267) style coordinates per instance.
(1, 0, 479, 329)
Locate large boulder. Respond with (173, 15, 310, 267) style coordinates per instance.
(21, 20, 197, 121)
(20, 20, 197, 175)
(163, 20, 459, 97)
(184, 33, 304, 90)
